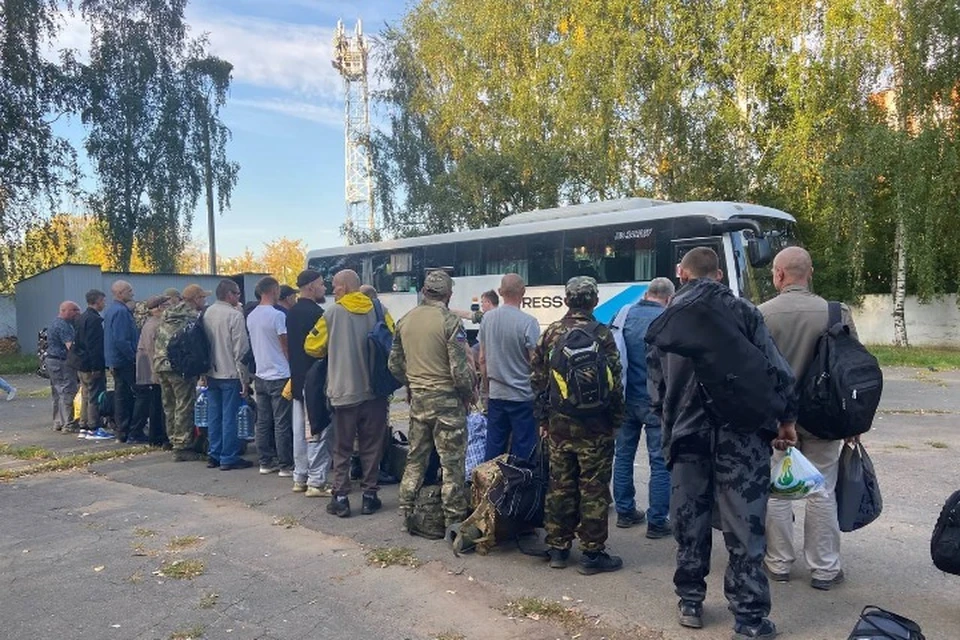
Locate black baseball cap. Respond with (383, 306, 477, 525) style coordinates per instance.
(279, 285, 298, 300)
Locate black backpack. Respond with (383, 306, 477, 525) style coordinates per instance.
(489, 440, 549, 528)
(798, 302, 883, 440)
(368, 300, 402, 397)
(646, 280, 788, 432)
(548, 322, 612, 417)
(167, 311, 211, 378)
(848, 606, 925, 640)
(931, 489, 960, 575)
(36, 328, 50, 379)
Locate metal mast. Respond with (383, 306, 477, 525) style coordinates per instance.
(332, 19, 376, 241)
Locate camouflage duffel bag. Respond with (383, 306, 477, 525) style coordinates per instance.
(406, 484, 445, 540)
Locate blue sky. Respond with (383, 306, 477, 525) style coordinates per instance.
(53, 0, 408, 258)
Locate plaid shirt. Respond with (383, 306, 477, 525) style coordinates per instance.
(465, 411, 488, 480)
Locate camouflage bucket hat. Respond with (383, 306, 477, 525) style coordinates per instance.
(423, 270, 453, 296)
(565, 276, 599, 299)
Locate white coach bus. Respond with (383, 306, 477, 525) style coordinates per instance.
(305, 198, 796, 333)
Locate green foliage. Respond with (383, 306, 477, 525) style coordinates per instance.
(375, 0, 960, 307)
(868, 345, 960, 370)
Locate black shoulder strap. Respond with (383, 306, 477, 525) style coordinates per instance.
(828, 301, 842, 329)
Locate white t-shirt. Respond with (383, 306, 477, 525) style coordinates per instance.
(246, 305, 290, 380)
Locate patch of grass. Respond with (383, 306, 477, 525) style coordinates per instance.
(891, 444, 912, 450)
(134, 527, 157, 538)
(169, 625, 205, 640)
(21, 386, 52, 398)
(167, 535, 203, 551)
(0, 352, 36, 375)
(0, 444, 55, 460)
(877, 408, 952, 415)
(198, 593, 219, 610)
(434, 633, 466, 640)
(126, 570, 144, 584)
(869, 345, 960, 370)
(0, 445, 152, 480)
(503, 597, 585, 630)
(365, 546, 421, 569)
(272, 515, 299, 529)
(926, 441, 949, 449)
(131, 542, 159, 557)
(156, 559, 206, 580)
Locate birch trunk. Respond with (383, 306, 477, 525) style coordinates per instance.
(892, 215, 909, 346)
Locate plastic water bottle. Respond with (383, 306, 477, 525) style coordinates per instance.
(237, 402, 254, 441)
(194, 386, 209, 428)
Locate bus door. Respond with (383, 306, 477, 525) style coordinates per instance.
(671, 236, 734, 293)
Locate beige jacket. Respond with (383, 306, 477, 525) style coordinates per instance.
(759, 284, 859, 383)
(203, 300, 250, 381)
(136, 315, 161, 385)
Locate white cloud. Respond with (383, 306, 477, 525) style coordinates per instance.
(230, 97, 343, 128)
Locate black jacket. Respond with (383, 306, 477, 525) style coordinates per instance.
(303, 359, 331, 436)
(646, 278, 797, 465)
(286, 299, 324, 401)
(67, 307, 105, 372)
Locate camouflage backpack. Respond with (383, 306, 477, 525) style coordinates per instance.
(406, 484, 445, 540)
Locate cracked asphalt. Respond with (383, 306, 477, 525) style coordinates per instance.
(1, 368, 959, 639)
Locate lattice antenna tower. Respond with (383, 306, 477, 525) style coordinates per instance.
(332, 19, 376, 241)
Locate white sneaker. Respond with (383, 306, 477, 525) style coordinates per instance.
(259, 465, 279, 475)
(78, 430, 90, 439)
(6, 388, 15, 401)
(278, 469, 293, 478)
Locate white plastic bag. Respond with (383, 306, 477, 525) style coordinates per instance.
(771, 447, 824, 500)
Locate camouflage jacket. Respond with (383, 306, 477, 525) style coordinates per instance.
(389, 299, 476, 402)
(531, 309, 624, 438)
(153, 301, 199, 374)
(133, 301, 150, 331)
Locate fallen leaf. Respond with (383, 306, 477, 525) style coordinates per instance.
(94, 566, 105, 572)
(562, 596, 572, 601)
(446, 590, 457, 594)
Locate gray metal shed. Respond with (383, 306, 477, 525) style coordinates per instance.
(15, 264, 270, 353)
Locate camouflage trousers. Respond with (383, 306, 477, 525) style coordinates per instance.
(670, 426, 772, 624)
(544, 431, 615, 552)
(399, 390, 469, 527)
(157, 372, 197, 450)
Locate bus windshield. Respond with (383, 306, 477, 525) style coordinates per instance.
(736, 217, 799, 304)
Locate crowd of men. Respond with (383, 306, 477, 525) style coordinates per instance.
(31, 243, 859, 640)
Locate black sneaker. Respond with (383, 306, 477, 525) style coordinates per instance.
(810, 570, 844, 591)
(326, 495, 351, 518)
(616, 509, 647, 528)
(546, 547, 569, 569)
(377, 469, 400, 485)
(361, 492, 382, 515)
(206, 457, 220, 469)
(646, 521, 673, 539)
(733, 618, 778, 639)
(126, 434, 150, 444)
(220, 459, 254, 471)
(678, 601, 703, 629)
(577, 550, 623, 575)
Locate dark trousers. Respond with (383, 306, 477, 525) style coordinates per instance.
(111, 365, 136, 436)
(331, 397, 389, 495)
(144, 384, 167, 445)
(78, 370, 106, 429)
(130, 384, 151, 439)
(255, 377, 293, 470)
(670, 427, 772, 625)
(484, 398, 537, 461)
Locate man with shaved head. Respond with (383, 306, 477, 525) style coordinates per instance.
(760, 246, 859, 592)
(104, 280, 145, 442)
(305, 269, 391, 518)
(478, 273, 540, 460)
(46, 300, 82, 432)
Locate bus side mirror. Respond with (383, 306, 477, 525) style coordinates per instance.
(747, 236, 773, 268)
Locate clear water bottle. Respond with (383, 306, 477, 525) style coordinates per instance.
(194, 386, 209, 428)
(237, 402, 254, 441)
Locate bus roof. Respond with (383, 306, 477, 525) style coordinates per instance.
(306, 199, 795, 259)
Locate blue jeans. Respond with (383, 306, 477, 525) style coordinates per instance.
(0, 376, 13, 394)
(613, 404, 670, 526)
(485, 398, 537, 461)
(207, 378, 243, 466)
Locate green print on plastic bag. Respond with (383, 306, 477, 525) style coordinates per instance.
(778, 456, 796, 487)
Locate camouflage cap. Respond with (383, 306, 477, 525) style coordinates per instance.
(565, 276, 599, 298)
(163, 287, 180, 298)
(423, 270, 453, 296)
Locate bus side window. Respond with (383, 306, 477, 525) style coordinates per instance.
(527, 232, 563, 285)
(456, 242, 483, 277)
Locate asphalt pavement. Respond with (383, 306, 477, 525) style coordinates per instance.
(1, 368, 960, 639)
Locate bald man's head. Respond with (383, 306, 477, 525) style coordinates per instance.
(359, 284, 378, 300)
(499, 273, 525, 303)
(772, 246, 813, 291)
(332, 269, 361, 300)
(111, 280, 134, 303)
(59, 300, 81, 320)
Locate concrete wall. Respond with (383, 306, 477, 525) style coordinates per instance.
(852, 294, 960, 346)
(0, 295, 16, 339)
(15, 265, 269, 353)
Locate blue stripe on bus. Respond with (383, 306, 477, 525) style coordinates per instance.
(594, 284, 650, 324)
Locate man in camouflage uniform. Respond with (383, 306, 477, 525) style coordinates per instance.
(153, 284, 209, 462)
(531, 276, 624, 575)
(389, 270, 476, 529)
(646, 247, 797, 640)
